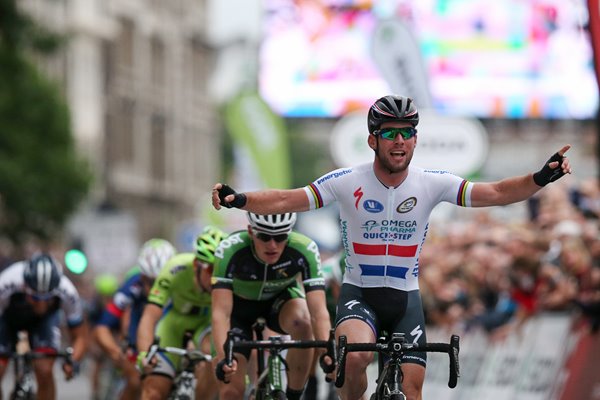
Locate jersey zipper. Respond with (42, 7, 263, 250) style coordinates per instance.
(258, 262, 268, 300)
(384, 186, 397, 287)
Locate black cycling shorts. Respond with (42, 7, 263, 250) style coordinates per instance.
(335, 283, 427, 367)
(230, 281, 305, 359)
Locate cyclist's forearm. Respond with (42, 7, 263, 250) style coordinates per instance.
(212, 314, 230, 360)
(93, 325, 123, 362)
(242, 189, 310, 214)
(137, 303, 162, 352)
(306, 291, 332, 341)
(211, 288, 234, 359)
(69, 323, 88, 362)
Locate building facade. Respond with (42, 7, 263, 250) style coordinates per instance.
(21, 0, 219, 242)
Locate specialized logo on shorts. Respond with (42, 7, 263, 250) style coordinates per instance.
(363, 199, 384, 213)
(354, 187, 364, 209)
(344, 300, 360, 310)
(411, 325, 423, 343)
(397, 197, 417, 213)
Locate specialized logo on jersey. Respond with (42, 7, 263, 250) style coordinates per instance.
(363, 199, 384, 213)
(354, 187, 364, 209)
(396, 197, 417, 213)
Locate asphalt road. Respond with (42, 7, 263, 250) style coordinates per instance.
(1, 359, 92, 400)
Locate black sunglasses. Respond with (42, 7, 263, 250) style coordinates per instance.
(255, 232, 289, 243)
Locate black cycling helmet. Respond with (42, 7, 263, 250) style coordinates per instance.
(23, 253, 63, 294)
(367, 95, 419, 134)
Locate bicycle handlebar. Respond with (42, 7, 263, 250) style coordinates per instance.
(335, 334, 460, 389)
(224, 328, 337, 373)
(145, 337, 212, 366)
(0, 348, 74, 362)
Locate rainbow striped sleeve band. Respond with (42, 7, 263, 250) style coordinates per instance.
(304, 184, 324, 209)
(456, 180, 472, 207)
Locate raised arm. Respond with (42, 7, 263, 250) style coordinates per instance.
(471, 145, 572, 207)
(212, 184, 310, 214)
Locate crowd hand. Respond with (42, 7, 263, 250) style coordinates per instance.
(215, 357, 238, 383)
(533, 145, 572, 187)
(212, 183, 247, 210)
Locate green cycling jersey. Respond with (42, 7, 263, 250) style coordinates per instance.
(212, 230, 325, 300)
(148, 253, 211, 316)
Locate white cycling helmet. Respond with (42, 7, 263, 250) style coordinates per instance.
(247, 212, 297, 235)
(137, 238, 176, 278)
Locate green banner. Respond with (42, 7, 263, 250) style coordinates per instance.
(225, 92, 291, 189)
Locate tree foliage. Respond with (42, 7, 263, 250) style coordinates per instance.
(0, 1, 91, 242)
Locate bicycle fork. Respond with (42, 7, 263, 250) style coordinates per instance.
(382, 361, 406, 400)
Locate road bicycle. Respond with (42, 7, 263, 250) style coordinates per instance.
(0, 331, 74, 400)
(145, 331, 213, 400)
(223, 318, 336, 400)
(335, 332, 460, 400)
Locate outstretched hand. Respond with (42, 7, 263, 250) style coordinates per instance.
(550, 145, 572, 175)
(212, 183, 247, 210)
(212, 183, 226, 210)
(533, 144, 572, 187)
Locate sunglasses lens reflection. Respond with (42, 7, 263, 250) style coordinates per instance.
(378, 127, 417, 140)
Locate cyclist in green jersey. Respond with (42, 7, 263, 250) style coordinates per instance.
(212, 212, 331, 400)
(136, 227, 226, 400)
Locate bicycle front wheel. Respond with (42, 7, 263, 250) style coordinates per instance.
(271, 389, 286, 400)
(389, 394, 407, 400)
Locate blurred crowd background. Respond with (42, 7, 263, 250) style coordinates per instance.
(1, 0, 600, 398)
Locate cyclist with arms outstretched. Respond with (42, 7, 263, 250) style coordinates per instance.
(0, 253, 87, 400)
(211, 95, 572, 400)
(136, 228, 226, 400)
(94, 238, 176, 400)
(212, 212, 331, 400)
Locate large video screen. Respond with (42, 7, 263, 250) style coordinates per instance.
(259, 0, 597, 119)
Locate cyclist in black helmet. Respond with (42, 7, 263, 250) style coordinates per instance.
(212, 95, 572, 400)
(0, 253, 88, 400)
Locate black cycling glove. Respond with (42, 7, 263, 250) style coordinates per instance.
(218, 184, 247, 209)
(215, 358, 228, 382)
(533, 152, 566, 187)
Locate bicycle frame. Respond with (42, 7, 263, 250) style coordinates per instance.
(145, 332, 213, 400)
(335, 333, 460, 400)
(223, 318, 336, 400)
(1, 350, 74, 400)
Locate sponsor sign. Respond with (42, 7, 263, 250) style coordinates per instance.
(330, 110, 488, 177)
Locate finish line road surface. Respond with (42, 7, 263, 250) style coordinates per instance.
(1, 359, 92, 399)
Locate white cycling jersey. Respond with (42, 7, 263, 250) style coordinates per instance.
(0, 261, 84, 326)
(304, 163, 473, 291)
